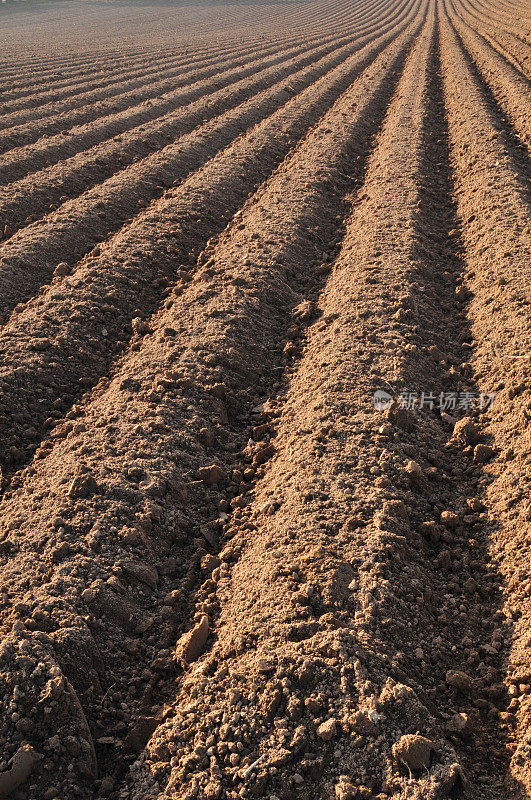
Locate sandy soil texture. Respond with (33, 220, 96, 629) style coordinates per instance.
(0, 0, 529, 798)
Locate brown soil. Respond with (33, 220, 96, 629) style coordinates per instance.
(0, 1, 529, 799)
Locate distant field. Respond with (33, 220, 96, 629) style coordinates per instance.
(1, 0, 349, 53)
(0, 0, 530, 799)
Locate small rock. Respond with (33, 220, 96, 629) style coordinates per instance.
(54, 262, 71, 277)
(441, 510, 459, 529)
(253, 443, 275, 466)
(67, 473, 99, 499)
(201, 554, 220, 573)
(349, 711, 379, 737)
(81, 588, 95, 603)
(405, 460, 423, 479)
(473, 444, 494, 463)
(446, 670, 473, 692)
(451, 417, 479, 446)
(446, 712, 472, 736)
(335, 776, 358, 799)
(392, 734, 434, 771)
(132, 317, 151, 336)
(466, 497, 485, 512)
(175, 614, 209, 664)
(317, 718, 337, 741)
(198, 464, 227, 485)
(386, 403, 414, 431)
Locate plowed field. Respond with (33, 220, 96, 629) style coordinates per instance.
(0, 0, 529, 798)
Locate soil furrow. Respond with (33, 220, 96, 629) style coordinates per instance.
(454, 0, 531, 36)
(0, 47, 239, 119)
(0, 21, 394, 242)
(447, 4, 530, 152)
(0, 0, 417, 316)
(0, 42, 256, 94)
(445, 6, 531, 187)
(0, 10, 425, 799)
(0, 45, 263, 130)
(0, 2, 419, 475)
(0, 0, 379, 109)
(0, 37, 335, 156)
(0, 0, 397, 184)
(0, 0, 347, 68)
(132, 8, 515, 799)
(0, 43, 258, 113)
(439, 4, 531, 794)
(0, 0, 349, 58)
(451, 0, 531, 75)
(451, 0, 531, 69)
(0, 54, 145, 89)
(475, 30, 531, 79)
(1, 25, 382, 133)
(472, 30, 531, 79)
(0, 0, 387, 126)
(0, 52, 204, 101)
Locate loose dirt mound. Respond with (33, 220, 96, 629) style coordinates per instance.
(0, 0, 529, 799)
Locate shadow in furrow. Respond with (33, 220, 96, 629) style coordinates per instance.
(449, 19, 530, 196)
(0, 9, 419, 486)
(100, 28, 422, 792)
(391, 16, 515, 796)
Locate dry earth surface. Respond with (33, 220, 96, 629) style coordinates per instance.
(0, 0, 530, 798)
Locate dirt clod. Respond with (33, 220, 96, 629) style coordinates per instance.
(392, 734, 435, 771)
(175, 614, 210, 665)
